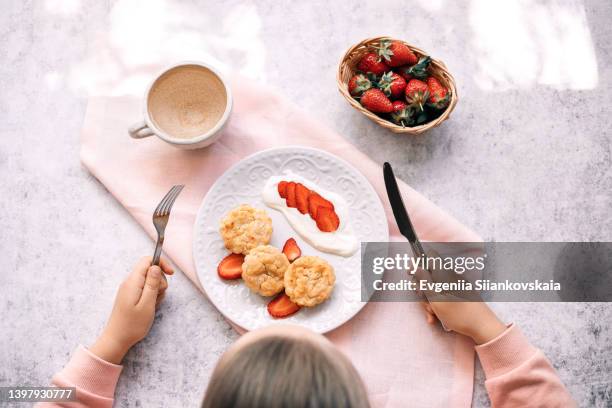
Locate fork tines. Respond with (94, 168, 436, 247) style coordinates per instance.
(154, 185, 184, 216)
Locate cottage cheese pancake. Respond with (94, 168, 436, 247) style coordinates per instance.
(219, 205, 273, 255)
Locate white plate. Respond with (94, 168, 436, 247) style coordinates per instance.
(193, 146, 389, 333)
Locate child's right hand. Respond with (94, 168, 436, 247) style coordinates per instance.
(414, 255, 507, 345)
(420, 299, 507, 344)
(90, 257, 174, 364)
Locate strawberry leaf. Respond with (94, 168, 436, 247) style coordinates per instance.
(407, 56, 431, 79)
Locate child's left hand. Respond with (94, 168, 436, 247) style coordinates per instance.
(90, 257, 174, 364)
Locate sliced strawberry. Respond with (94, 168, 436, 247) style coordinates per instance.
(217, 253, 245, 280)
(285, 182, 297, 208)
(295, 183, 311, 214)
(315, 207, 340, 232)
(308, 193, 334, 219)
(267, 292, 301, 318)
(278, 181, 288, 199)
(282, 238, 301, 262)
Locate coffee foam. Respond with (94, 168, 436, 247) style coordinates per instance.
(148, 65, 227, 139)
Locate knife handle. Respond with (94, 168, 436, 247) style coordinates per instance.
(412, 245, 452, 332)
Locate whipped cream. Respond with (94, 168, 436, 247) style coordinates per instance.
(261, 171, 359, 257)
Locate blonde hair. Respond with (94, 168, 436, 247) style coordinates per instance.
(202, 335, 370, 408)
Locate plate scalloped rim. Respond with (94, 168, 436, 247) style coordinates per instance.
(193, 146, 389, 333)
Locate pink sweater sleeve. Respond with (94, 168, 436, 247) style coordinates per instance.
(36, 345, 123, 408)
(475, 324, 576, 408)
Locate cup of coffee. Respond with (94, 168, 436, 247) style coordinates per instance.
(128, 62, 232, 149)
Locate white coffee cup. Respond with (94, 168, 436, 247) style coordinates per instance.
(128, 61, 232, 150)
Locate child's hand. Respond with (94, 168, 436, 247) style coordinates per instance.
(414, 253, 507, 345)
(90, 257, 174, 364)
(419, 299, 507, 344)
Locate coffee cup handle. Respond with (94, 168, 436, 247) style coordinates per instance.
(128, 120, 155, 139)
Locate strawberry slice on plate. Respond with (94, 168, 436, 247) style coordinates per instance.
(308, 193, 334, 219)
(285, 182, 297, 208)
(267, 292, 301, 318)
(315, 207, 340, 232)
(282, 238, 301, 262)
(217, 253, 245, 280)
(277, 181, 288, 199)
(295, 183, 311, 214)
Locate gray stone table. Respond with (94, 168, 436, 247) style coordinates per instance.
(1, 0, 610, 406)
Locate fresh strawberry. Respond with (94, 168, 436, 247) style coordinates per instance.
(375, 40, 418, 67)
(378, 72, 406, 99)
(267, 292, 301, 318)
(357, 52, 390, 76)
(277, 181, 288, 199)
(308, 192, 334, 219)
(360, 89, 393, 113)
(396, 65, 413, 82)
(348, 74, 372, 96)
(392, 100, 407, 110)
(282, 238, 301, 262)
(426, 76, 450, 110)
(390, 100, 414, 127)
(315, 207, 340, 232)
(217, 253, 245, 280)
(404, 79, 429, 112)
(285, 182, 297, 208)
(295, 183, 311, 214)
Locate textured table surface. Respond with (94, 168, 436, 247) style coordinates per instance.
(1, 1, 611, 406)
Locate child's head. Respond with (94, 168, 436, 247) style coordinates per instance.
(202, 324, 370, 408)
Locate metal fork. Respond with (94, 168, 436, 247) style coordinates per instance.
(152, 185, 184, 266)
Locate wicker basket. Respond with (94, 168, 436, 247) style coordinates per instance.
(337, 36, 458, 135)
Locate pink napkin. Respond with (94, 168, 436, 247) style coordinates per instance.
(80, 75, 479, 407)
